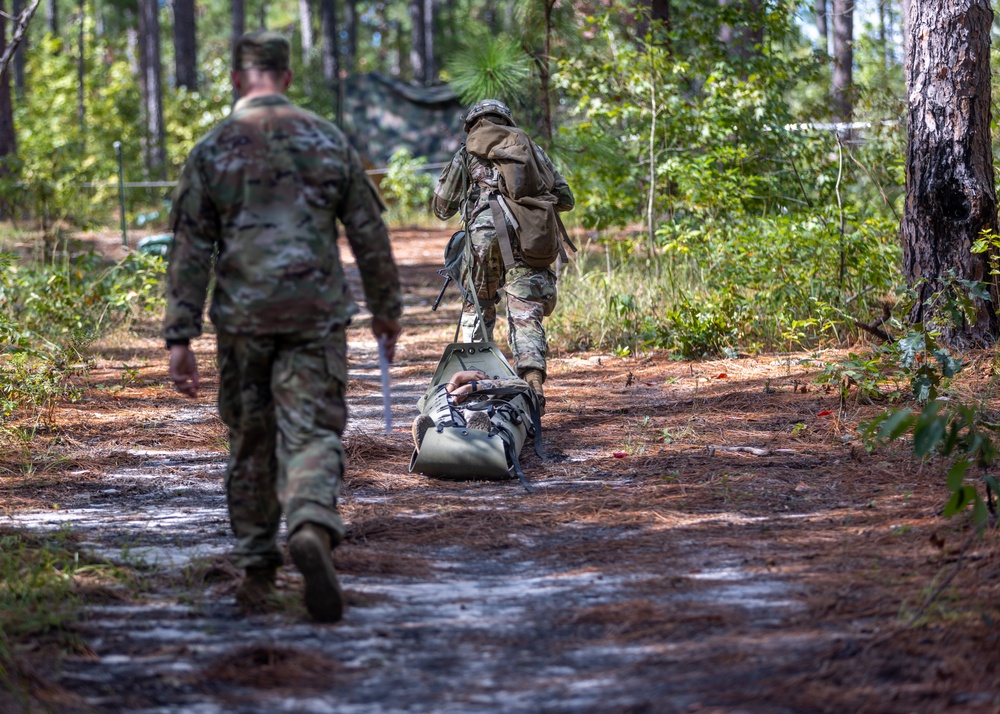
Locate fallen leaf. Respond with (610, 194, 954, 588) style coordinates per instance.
(716, 373, 728, 379)
(612, 451, 628, 458)
(817, 410, 834, 417)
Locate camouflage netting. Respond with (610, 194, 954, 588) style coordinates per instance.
(341, 73, 467, 168)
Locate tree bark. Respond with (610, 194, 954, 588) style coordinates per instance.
(901, 0, 998, 346)
(537, 0, 554, 143)
(12, 0, 26, 96)
(831, 0, 853, 122)
(409, 0, 425, 84)
(76, 0, 84, 132)
(901, 0, 911, 67)
(0, 0, 16, 174)
(423, 0, 434, 83)
(231, 0, 244, 100)
(137, 0, 165, 179)
(231, 0, 245, 54)
(173, 0, 197, 90)
(299, 0, 313, 65)
(320, 0, 339, 83)
(344, 0, 356, 72)
(45, 0, 57, 35)
(815, 0, 828, 54)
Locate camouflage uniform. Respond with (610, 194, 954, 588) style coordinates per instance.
(432, 139, 574, 378)
(164, 81, 401, 570)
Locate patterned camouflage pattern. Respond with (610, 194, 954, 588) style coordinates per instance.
(341, 73, 466, 168)
(434, 143, 573, 376)
(218, 328, 347, 569)
(165, 92, 401, 569)
(164, 93, 401, 341)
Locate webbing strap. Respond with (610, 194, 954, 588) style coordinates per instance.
(556, 213, 578, 254)
(489, 194, 518, 271)
(497, 423, 534, 493)
(462, 228, 489, 342)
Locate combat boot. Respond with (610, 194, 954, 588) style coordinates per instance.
(289, 522, 344, 623)
(235, 565, 278, 614)
(522, 369, 546, 416)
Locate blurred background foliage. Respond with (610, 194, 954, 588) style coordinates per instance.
(0, 0, 940, 380)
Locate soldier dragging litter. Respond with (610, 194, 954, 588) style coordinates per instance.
(163, 31, 402, 623)
(431, 99, 575, 415)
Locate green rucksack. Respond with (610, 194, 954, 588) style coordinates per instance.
(465, 122, 573, 270)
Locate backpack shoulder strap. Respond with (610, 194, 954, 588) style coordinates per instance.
(488, 193, 518, 271)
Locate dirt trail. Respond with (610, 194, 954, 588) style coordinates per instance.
(3, 228, 999, 713)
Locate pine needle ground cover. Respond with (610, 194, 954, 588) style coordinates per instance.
(0, 228, 997, 711)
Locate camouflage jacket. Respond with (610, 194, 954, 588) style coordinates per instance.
(164, 94, 402, 342)
(432, 143, 574, 228)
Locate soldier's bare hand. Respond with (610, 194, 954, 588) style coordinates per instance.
(169, 345, 200, 398)
(372, 317, 402, 363)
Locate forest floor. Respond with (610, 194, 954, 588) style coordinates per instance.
(2, 227, 1000, 713)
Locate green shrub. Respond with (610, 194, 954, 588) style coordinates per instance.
(379, 148, 437, 223)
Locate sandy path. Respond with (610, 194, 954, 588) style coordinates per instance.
(2, 228, 996, 713)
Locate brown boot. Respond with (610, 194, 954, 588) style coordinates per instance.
(235, 565, 278, 614)
(289, 523, 344, 623)
(522, 369, 546, 416)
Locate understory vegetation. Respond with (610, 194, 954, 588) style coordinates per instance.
(0, 239, 165, 435)
(0, 527, 138, 702)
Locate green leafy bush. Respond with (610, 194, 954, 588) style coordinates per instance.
(863, 400, 999, 531)
(0, 250, 165, 427)
(379, 148, 436, 223)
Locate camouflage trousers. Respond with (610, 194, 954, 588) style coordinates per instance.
(216, 328, 348, 570)
(460, 225, 557, 376)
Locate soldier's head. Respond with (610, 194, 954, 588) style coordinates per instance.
(231, 31, 293, 97)
(463, 99, 516, 133)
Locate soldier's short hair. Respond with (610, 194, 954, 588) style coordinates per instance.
(233, 31, 291, 72)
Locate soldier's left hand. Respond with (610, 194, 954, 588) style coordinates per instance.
(169, 345, 200, 398)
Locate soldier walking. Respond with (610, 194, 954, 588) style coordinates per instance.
(432, 100, 574, 412)
(163, 31, 402, 623)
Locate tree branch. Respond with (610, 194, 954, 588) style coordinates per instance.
(0, 0, 41, 83)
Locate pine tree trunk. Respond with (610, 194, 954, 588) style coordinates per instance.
(231, 0, 244, 100)
(815, 0, 827, 54)
(901, 0, 998, 346)
(0, 0, 16, 175)
(831, 0, 853, 122)
(45, 0, 57, 35)
(344, 0, 356, 72)
(173, 0, 197, 90)
(231, 0, 245, 54)
(12, 0, 26, 96)
(137, 0, 165, 180)
(320, 0, 339, 83)
(718, 0, 761, 69)
(537, 0, 554, 143)
(423, 0, 434, 83)
(901, 0, 911, 67)
(409, 0, 425, 84)
(299, 0, 313, 65)
(650, 0, 670, 47)
(77, 0, 84, 132)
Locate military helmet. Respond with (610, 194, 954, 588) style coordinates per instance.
(463, 99, 515, 132)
